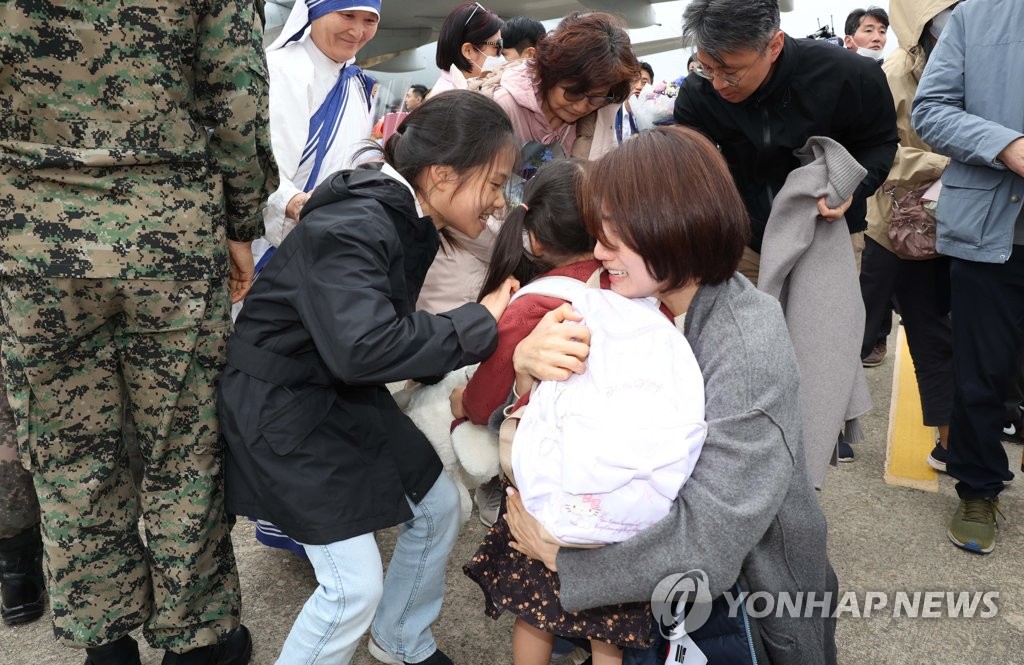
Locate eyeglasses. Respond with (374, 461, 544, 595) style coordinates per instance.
(693, 59, 756, 88)
(562, 89, 618, 108)
(476, 39, 503, 50)
(464, 2, 486, 27)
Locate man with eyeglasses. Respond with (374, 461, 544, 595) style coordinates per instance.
(674, 0, 896, 476)
(673, 0, 897, 284)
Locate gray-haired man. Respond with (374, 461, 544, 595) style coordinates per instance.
(673, 0, 898, 284)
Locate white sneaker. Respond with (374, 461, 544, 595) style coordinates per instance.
(474, 476, 503, 528)
(368, 637, 402, 665)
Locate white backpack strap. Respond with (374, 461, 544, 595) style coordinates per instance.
(510, 275, 587, 303)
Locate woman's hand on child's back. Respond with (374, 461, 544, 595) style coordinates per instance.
(506, 487, 560, 571)
(512, 304, 591, 382)
(480, 277, 520, 322)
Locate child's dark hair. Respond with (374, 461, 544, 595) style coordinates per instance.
(478, 159, 593, 300)
(382, 90, 517, 205)
(503, 16, 546, 53)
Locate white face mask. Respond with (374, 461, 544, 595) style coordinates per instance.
(856, 46, 884, 60)
(474, 48, 506, 74)
(482, 54, 506, 71)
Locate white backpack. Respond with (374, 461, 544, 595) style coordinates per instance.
(502, 274, 708, 546)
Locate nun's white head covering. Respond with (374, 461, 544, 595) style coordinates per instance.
(268, 0, 381, 51)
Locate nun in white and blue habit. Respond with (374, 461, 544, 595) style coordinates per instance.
(259, 0, 381, 252)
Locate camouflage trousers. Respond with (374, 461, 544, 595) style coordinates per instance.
(0, 276, 240, 651)
(0, 362, 40, 539)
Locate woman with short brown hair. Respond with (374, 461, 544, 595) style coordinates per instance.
(505, 126, 838, 665)
(582, 126, 748, 289)
(416, 12, 639, 316)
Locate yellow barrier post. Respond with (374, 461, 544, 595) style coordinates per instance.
(883, 325, 940, 492)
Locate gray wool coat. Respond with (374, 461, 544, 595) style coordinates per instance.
(758, 136, 874, 488)
(557, 275, 837, 665)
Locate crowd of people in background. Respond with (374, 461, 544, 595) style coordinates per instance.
(1, 1, 1022, 664)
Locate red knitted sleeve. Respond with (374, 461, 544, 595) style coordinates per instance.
(461, 293, 567, 425)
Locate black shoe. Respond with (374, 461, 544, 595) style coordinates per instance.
(84, 636, 142, 665)
(837, 437, 854, 463)
(0, 525, 46, 626)
(927, 443, 948, 473)
(162, 625, 253, 665)
(412, 651, 454, 665)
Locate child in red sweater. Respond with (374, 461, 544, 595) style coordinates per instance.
(451, 159, 598, 428)
(454, 159, 653, 664)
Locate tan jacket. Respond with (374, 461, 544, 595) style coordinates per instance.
(415, 226, 497, 314)
(865, 0, 957, 251)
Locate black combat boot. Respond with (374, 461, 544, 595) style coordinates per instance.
(0, 523, 45, 626)
(161, 625, 253, 665)
(83, 635, 142, 665)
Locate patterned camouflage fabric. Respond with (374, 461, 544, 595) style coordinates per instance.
(0, 0, 276, 652)
(0, 362, 39, 540)
(1, 278, 240, 650)
(0, 0, 277, 279)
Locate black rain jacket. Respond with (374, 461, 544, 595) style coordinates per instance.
(218, 167, 498, 544)
(674, 34, 898, 252)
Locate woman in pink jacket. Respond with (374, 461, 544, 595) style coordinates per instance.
(417, 11, 640, 315)
(490, 12, 639, 165)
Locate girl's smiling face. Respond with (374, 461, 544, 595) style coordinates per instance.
(428, 148, 516, 238)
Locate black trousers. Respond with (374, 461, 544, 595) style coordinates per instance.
(948, 253, 1024, 498)
(859, 237, 895, 355)
(860, 238, 953, 425)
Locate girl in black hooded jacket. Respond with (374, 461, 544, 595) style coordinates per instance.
(218, 91, 519, 665)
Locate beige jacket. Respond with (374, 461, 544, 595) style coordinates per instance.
(865, 0, 957, 251)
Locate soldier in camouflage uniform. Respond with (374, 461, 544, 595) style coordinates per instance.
(0, 1, 276, 662)
(0, 360, 45, 627)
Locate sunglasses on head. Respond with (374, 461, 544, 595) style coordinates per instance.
(464, 1, 487, 27)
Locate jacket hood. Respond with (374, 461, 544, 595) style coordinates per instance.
(890, 0, 960, 48)
(303, 166, 421, 222)
(487, 59, 544, 114)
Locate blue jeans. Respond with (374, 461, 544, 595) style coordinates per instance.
(276, 473, 461, 665)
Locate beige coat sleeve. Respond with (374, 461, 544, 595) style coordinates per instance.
(865, 52, 951, 250)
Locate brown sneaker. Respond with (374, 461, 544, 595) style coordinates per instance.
(862, 341, 887, 367)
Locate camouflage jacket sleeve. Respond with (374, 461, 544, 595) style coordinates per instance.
(193, 0, 278, 242)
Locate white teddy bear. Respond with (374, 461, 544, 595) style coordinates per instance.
(392, 365, 501, 523)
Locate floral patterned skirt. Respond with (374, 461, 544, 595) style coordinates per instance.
(462, 491, 654, 649)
